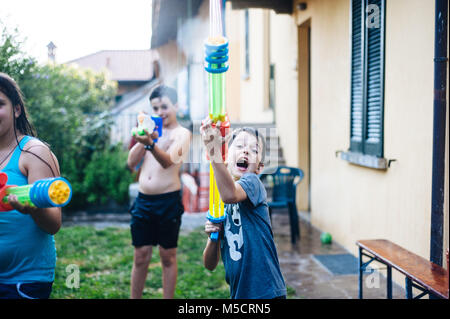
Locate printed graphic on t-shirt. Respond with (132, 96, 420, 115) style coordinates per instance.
(225, 204, 243, 261)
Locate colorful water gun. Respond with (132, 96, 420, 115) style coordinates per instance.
(205, 0, 230, 241)
(0, 172, 72, 212)
(131, 111, 163, 142)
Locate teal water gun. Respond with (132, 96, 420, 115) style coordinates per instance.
(0, 172, 72, 212)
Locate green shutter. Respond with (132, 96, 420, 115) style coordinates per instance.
(363, 0, 384, 157)
(350, 0, 364, 153)
(350, 0, 385, 157)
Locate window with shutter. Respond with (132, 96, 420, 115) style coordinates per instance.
(349, 0, 385, 158)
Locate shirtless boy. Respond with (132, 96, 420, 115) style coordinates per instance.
(127, 85, 191, 299)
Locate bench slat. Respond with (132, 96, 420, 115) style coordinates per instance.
(357, 239, 449, 299)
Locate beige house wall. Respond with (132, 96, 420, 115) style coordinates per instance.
(270, 11, 300, 168)
(233, 9, 274, 123)
(275, 0, 447, 270)
(225, 2, 242, 122)
(226, 0, 448, 277)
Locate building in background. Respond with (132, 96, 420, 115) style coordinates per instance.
(151, 0, 205, 122)
(148, 0, 448, 287)
(225, 0, 448, 287)
(68, 50, 160, 145)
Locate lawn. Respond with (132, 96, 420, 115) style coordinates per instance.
(52, 225, 296, 299)
(52, 226, 229, 299)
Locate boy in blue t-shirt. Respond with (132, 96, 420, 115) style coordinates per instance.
(200, 119, 287, 299)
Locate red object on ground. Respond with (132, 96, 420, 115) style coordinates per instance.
(181, 172, 200, 213)
(182, 184, 198, 213)
(197, 172, 210, 212)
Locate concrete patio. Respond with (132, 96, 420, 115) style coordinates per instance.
(271, 210, 405, 299)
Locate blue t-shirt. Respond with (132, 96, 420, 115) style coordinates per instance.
(220, 173, 287, 299)
(0, 136, 56, 284)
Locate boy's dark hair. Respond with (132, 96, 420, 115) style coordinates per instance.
(149, 85, 178, 105)
(229, 127, 266, 163)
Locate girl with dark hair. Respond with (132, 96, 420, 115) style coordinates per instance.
(0, 72, 61, 299)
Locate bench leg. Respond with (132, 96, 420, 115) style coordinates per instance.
(359, 247, 363, 299)
(387, 266, 392, 299)
(405, 277, 413, 299)
(288, 202, 300, 244)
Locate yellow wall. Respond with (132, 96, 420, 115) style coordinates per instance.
(226, 0, 448, 276)
(278, 0, 446, 267)
(225, 2, 242, 122)
(240, 9, 274, 123)
(225, 8, 275, 123)
(270, 11, 300, 167)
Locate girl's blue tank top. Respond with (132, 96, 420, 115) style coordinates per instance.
(0, 136, 56, 284)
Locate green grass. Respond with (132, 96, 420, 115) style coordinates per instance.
(52, 226, 229, 299)
(52, 225, 296, 299)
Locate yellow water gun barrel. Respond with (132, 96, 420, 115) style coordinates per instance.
(205, 0, 228, 242)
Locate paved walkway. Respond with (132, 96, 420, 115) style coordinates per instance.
(271, 210, 405, 299)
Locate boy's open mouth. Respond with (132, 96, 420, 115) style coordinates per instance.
(236, 158, 249, 171)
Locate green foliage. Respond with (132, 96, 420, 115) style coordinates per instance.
(1, 21, 134, 208)
(82, 144, 134, 205)
(0, 23, 36, 80)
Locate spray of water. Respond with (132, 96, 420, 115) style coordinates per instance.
(209, 0, 223, 39)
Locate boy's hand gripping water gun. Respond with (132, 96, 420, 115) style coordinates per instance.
(0, 172, 72, 212)
(131, 112, 163, 142)
(205, 0, 230, 242)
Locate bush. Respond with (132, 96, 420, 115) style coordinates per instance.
(82, 144, 134, 206)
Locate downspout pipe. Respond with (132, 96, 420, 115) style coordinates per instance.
(430, 0, 448, 266)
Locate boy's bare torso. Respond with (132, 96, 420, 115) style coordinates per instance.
(138, 125, 190, 195)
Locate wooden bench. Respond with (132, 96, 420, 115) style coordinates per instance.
(356, 239, 449, 299)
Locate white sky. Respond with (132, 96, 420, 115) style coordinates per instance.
(0, 0, 152, 64)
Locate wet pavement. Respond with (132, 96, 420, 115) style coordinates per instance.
(62, 210, 208, 234)
(271, 210, 405, 299)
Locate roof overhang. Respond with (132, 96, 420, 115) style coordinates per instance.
(229, 0, 293, 14)
(151, 0, 204, 48)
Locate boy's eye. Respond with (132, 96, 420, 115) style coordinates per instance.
(161, 104, 168, 110)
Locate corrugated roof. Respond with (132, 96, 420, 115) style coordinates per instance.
(68, 50, 157, 82)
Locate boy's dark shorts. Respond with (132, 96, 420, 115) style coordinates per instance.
(130, 191, 184, 249)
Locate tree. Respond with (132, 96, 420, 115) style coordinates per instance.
(1, 21, 134, 209)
